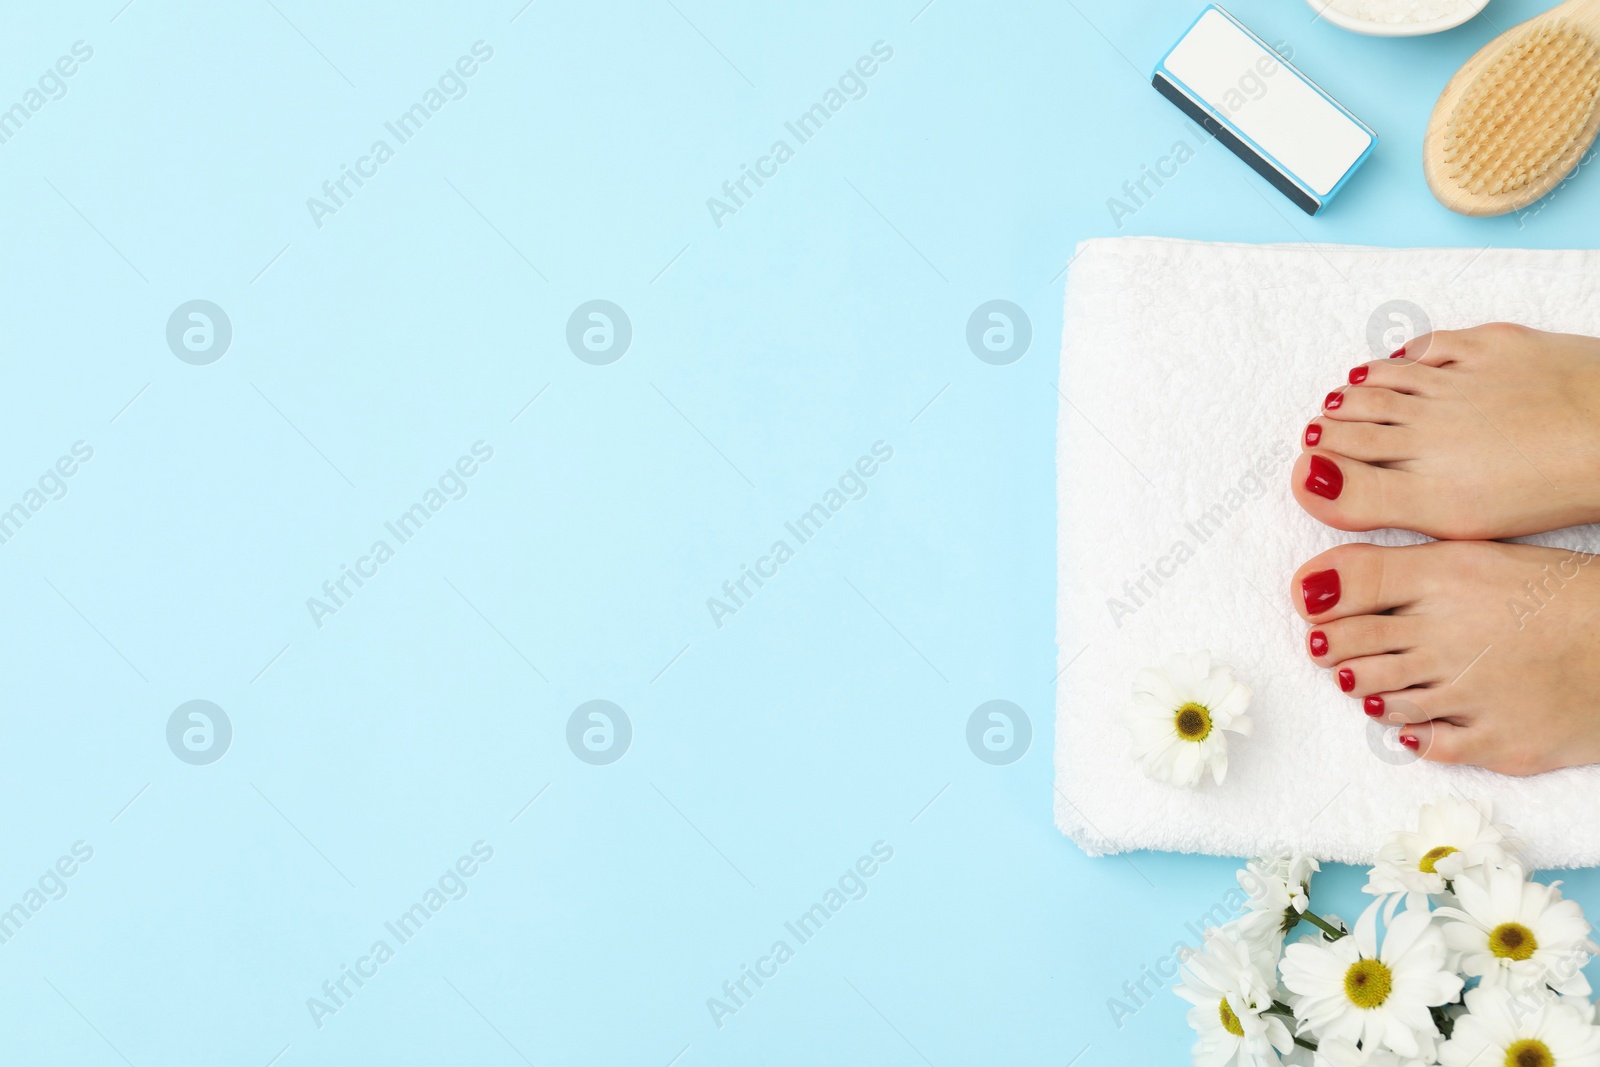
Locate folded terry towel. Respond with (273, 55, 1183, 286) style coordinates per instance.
(1054, 236, 1600, 868)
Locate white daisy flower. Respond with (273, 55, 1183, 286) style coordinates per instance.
(1237, 855, 1321, 959)
(1311, 1036, 1432, 1067)
(1439, 985, 1600, 1067)
(1435, 863, 1597, 997)
(1364, 795, 1520, 898)
(1174, 924, 1295, 1067)
(1119, 650, 1252, 787)
(1280, 899, 1462, 1059)
(1235, 908, 1288, 966)
(1242, 854, 1320, 916)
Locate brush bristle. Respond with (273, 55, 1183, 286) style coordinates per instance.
(1442, 20, 1600, 198)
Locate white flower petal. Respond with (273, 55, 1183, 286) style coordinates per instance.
(1121, 653, 1252, 790)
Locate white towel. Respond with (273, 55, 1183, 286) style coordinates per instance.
(1054, 237, 1600, 868)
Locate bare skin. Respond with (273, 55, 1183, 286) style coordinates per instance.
(1290, 325, 1600, 774)
(1293, 323, 1600, 540)
(1292, 540, 1600, 776)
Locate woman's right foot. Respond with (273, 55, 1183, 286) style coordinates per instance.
(1294, 323, 1600, 539)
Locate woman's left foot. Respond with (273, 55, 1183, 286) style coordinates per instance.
(1294, 324, 1600, 539)
(1291, 539, 1600, 776)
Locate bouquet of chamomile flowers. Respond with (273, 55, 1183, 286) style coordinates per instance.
(1175, 796, 1600, 1066)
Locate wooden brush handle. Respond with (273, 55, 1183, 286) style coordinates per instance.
(1553, 0, 1600, 32)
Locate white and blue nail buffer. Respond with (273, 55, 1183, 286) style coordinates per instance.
(1153, 5, 1376, 215)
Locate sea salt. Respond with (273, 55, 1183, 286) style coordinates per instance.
(1325, 0, 1471, 23)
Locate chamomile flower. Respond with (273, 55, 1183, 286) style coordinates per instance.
(1364, 795, 1519, 898)
(1243, 855, 1320, 916)
(1439, 985, 1600, 1067)
(1280, 899, 1462, 1059)
(1237, 855, 1321, 959)
(1174, 925, 1294, 1067)
(1119, 650, 1252, 787)
(1435, 863, 1597, 997)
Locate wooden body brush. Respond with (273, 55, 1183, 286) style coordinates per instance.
(1423, 0, 1600, 216)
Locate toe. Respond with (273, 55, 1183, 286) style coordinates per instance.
(1303, 418, 1410, 463)
(1330, 651, 1439, 699)
(1365, 686, 1465, 727)
(1395, 327, 1486, 368)
(1290, 543, 1424, 621)
(1323, 384, 1419, 425)
(1400, 720, 1478, 765)
(1290, 452, 1417, 533)
(1346, 359, 1447, 397)
(1403, 714, 1550, 774)
(1306, 614, 1419, 666)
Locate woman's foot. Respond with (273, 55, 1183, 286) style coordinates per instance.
(1294, 324, 1600, 539)
(1292, 539, 1600, 776)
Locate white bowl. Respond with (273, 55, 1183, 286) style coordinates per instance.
(1306, 0, 1491, 36)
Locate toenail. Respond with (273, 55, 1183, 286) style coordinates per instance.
(1305, 455, 1343, 500)
(1348, 367, 1368, 384)
(1399, 733, 1419, 750)
(1338, 667, 1355, 692)
(1389, 346, 1406, 359)
(1304, 422, 1321, 447)
(1324, 391, 1343, 410)
(1364, 695, 1384, 717)
(1308, 630, 1328, 657)
(1301, 569, 1341, 614)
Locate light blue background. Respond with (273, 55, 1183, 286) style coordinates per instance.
(2, 0, 1598, 1063)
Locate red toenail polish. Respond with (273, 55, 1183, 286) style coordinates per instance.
(1348, 367, 1368, 384)
(1304, 422, 1321, 447)
(1324, 391, 1343, 410)
(1301, 569, 1341, 614)
(1399, 734, 1419, 750)
(1308, 630, 1329, 657)
(1364, 695, 1384, 717)
(1305, 455, 1343, 500)
(1389, 346, 1406, 359)
(1338, 668, 1355, 692)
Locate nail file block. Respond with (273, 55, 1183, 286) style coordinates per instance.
(1152, 5, 1377, 215)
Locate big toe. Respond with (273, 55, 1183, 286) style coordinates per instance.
(1290, 542, 1421, 622)
(1291, 451, 1414, 533)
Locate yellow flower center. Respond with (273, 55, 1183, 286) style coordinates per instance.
(1218, 997, 1244, 1037)
(1418, 845, 1459, 874)
(1505, 1039, 1553, 1067)
(1174, 702, 1212, 741)
(1342, 958, 1392, 1009)
(1490, 922, 1539, 961)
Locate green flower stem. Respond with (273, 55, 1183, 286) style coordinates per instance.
(1293, 1036, 1320, 1052)
(1300, 909, 1346, 941)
